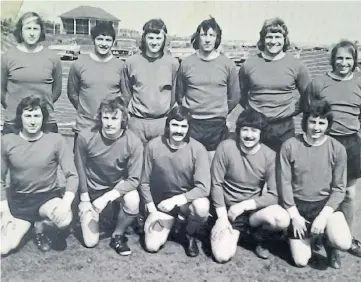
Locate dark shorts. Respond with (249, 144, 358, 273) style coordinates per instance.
(189, 118, 228, 151)
(8, 190, 63, 223)
(88, 188, 112, 203)
(287, 198, 328, 239)
(330, 134, 361, 181)
(262, 117, 295, 152)
(231, 211, 255, 233)
(2, 122, 58, 135)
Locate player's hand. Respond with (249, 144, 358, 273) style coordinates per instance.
(311, 214, 328, 235)
(291, 215, 309, 239)
(51, 199, 72, 225)
(92, 195, 109, 214)
(228, 202, 246, 222)
(157, 198, 177, 213)
(211, 218, 233, 241)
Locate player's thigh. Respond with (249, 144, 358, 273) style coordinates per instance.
(38, 197, 63, 219)
(1, 217, 31, 254)
(211, 227, 240, 263)
(326, 211, 352, 251)
(188, 197, 210, 217)
(289, 238, 312, 267)
(249, 205, 290, 230)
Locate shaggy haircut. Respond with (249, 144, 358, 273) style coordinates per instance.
(330, 40, 358, 72)
(139, 19, 168, 53)
(14, 95, 49, 132)
(90, 22, 116, 41)
(257, 17, 290, 52)
(94, 95, 129, 130)
(235, 108, 268, 145)
(13, 12, 46, 43)
(191, 17, 222, 50)
(301, 98, 333, 133)
(164, 106, 192, 142)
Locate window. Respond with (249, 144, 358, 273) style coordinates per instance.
(75, 19, 88, 35)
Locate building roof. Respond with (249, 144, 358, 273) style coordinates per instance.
(59, 6, 119, 21)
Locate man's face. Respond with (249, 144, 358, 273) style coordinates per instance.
(22, 19, 41, 46)
(94, 34, 114, 56)
(306, 116, 329, 141)
(239, 126, 261, 149)
(101, 109, 122, 137)
(199, 27, 217, 53)
(334, 47, 354, 77)
(21, 107, 43, 135)
(145, 32, 165, 55)
(168, 119, 189, 143)
(264, 32, 284, 55)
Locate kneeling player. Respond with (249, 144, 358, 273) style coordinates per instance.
(74, 96, 143, 256)
(140, 106, 210, 257)
(280, 99, 352, 268)
(1, 96, 78, 255)
(210, 109, 290, 263)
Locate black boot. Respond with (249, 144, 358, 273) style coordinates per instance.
(253, 228, 270, 260)
(324, 236, 341, 269)
(184, 233, 199, 257)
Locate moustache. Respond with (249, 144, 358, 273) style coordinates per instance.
(172, 133, 184, 136)
(243, 138, 255, 141)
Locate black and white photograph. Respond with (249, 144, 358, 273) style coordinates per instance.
(1, 0, 361, 281)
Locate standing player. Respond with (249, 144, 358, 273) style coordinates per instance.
(121, 19, 179, 144)
(305, 40, 361, 257)
(176, 17, 240, 162)
(67, 22, 124, 138)
(1, 96, 78, 255)
(210, 109, 290, 263)
(1, 12, 62, 134)
(140, 106, 210, 257)
(280, 99, 352, 268)
(239, 17, 311, 152)
(74, 96, 142, 256)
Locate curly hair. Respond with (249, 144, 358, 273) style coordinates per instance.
(164, 106, 192, 142)
(90, 22, 116, 41)
(139, 19, 167, 54)
(13, 12, 46, 44)
(235, 108, 267, 145)
(14, 95, 49, 132)
(257, 17, 290, 52)
(301, 98, 333, 133)
(330, 40, 358, 72)
(191, 17, 222, 50)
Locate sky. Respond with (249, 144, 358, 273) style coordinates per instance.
(2, 0, 361, 45)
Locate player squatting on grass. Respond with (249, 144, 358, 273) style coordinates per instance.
(1, 11, 360, 270)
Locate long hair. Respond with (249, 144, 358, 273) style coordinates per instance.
(13, 12, 46, 43)
(139, 19, 167, 54)
(301, 98, 333, 133)
(14, 95, 49, 132)
(93, 95, 129, 131)
(235, 108, 267, 146)
(90, 22, 116, 41)
(330, 40, 358, 72)
(191, 17, 222, 50)
(257, 17, 290, 52)
(164, 106, 192, 142)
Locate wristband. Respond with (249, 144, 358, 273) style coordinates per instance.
(216, 207, 228, 220)
(146, 202, 157, 213)
(287, 206, 301, 219)
(80, 192, 91, 202)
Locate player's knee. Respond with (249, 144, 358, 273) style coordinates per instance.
(212, 244, 234, 263)
(145, 236, 162, 253)
(293, 256, 309, 268)
(273, 209, 290, 230)
(83, 234, 99, 248)
(123, 190, 140, 214)
(326, 213, 352, 251)
(191, 197, 210, 218)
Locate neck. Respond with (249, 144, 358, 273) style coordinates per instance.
(167, 138, 186, 150)
(328, 71, 354, 81)
(197, 49, 219, 61)
(17, 43, 42, 53)
(240, 143, 261, 155)
(145, 49, 162, 59)
(261, 50, 285, 61)
(303, 133, 328, 146)
(90, 51, 113, 62)
(20, 130, 43, 141)
(101, 128, 124, 140)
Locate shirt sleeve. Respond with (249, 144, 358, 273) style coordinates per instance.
(170, 59, 180, 109)
(325, 144, 347, 210)
(183, 143, 211, 202)
(1, 53, 9, 108)
(175, 62, 187, 106)
(238, 63, 250, 109)
(227, 62, 241, 113)
(67, 63, 80, 109)
(119, 61, 132, 106)
(56, 135, 79, 193)
(74, 133, 89, 194)
(294, 61, 311, 115)
(51, 58, 62, 103)
(1, 138, 9, 200)
(210, 143, 228, 208)
(279, 141, 296, 209)
(113, 134, 143, 196)
(140, 142, 155, 204)
(253, 151, 278, 208)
